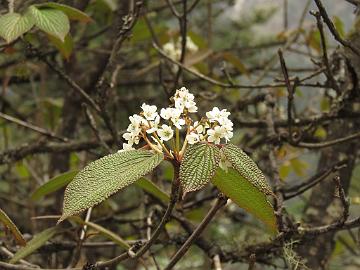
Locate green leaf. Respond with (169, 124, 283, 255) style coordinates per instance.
(0, 208, 26, 246)
(135, 178, 170, 203)
(212, 168, 277, 233)
(0, 12, 34, 43)
(31, 170, 78, 201)
(47, 34, 74, 60)
(180, 143, 221, 193)
(28, 6, 70, 41)
(222, 144, 274, 196)
(9, 227, 59, 263)
(60, 150, 164, 222)
(36, 3, 92, 22)
(333, 16, 345, 38)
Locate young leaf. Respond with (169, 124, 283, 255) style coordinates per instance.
(36, 3, 92, 22)
(135, 178, 170, 203)
(9, 227, 59, 263)
(31, 170, 78, 201)
(59, 150, 164, 222)
(212, 168, 277, 233)
(222, 144, 274, 196)
(0, 208, 26, 246)
(0, 13, 34, 43)
(180, 143, 220, 193)
(28, 6, 70, 41)
(47, 34, 74, 60)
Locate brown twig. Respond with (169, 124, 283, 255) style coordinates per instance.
(164, 195, 227, 270)
(313, 0, 360, 56)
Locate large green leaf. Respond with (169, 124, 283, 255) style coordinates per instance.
(222, 144, 273, 196)
(0, 12, 34, 43)
(31, 170, 78, 201)
(59, 150, 164, 222)
(180, 143, 220, 193)
(0, 208, 26, 246)
(212, 168, 277, 233)
(28, 6, 70, 41)
(9, 227, 59, 263)
(37, 3, 92, 22)
(135, 178, 170, 203)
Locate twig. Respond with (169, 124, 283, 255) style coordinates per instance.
(0, 112, 67, 142)
(313, 0, 360, 56)
(283, 161, 347, 200)
(294, 131, 360, 149)
(311, 10, 340, 92)
(164, 195, 227, 270)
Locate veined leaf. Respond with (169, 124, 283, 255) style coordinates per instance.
(31, 170, 78, 201)
(212, 168, 277, 233)
(222, 144, 274, 196)
(47, 34, 74, 60)
(36, 3, 92, 22)
(0, 208, 26, 246)
(9, 227, 59, 263)
(28, 6, 70, 41)
(135, 178, 169, 203)
(180, 143, 220, 193)
(59, 150, 164, 222)
(0, 12, 34, 43)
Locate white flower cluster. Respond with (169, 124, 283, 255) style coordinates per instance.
(163, 36, 198, 61)
(119, 87, 234, 157)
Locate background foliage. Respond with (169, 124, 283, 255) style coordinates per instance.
(1, 0, 360, 269)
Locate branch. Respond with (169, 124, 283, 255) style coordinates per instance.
(164, 195, 227, 269)
(313, 0, 360, 56)
(0, 112, 68, 142)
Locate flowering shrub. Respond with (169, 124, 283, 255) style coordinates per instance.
(120, 87, 233, 159)
(59, 87, 276, 233)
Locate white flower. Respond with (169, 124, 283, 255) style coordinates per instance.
(122, 132, 140, 145)
(171, 117, 185, 129)
(146, 115, 160, 134)
(118, 143, 134, 152)
(141, 103, 158, 121)
(186, 132, 200, 144)
(206, 107, 231, 123)
(206, 107, 221, 122)
(160, 107, 173, 120)
(207, 126, 226, 144)
(157, 124, 174, 141)
(223, 129, 233, 142)
(127, 114, 144, 135)
(161, 107, 185, 129)
(174, 87, 197, 112)
(186, 100, 198, 113)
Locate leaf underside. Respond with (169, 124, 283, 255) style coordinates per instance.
(212, 168, 277, 233)
(180, 143, 221, 193)
(222, 144, 273, 195)
(0, 12, 34, 43)
(60, 150, 163, 222)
